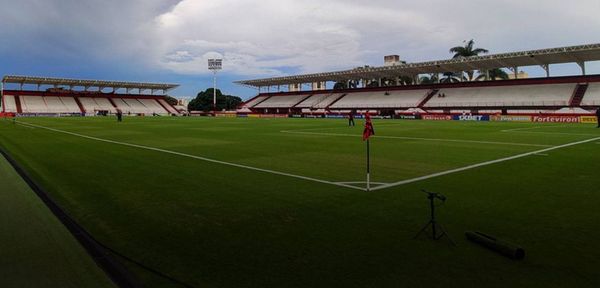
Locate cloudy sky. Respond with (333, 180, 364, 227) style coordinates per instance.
(1, 0, 599, 99)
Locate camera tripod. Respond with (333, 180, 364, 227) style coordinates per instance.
(414, 190, 455, 246)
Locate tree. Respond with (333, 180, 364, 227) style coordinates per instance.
(164, 95, 179, 106)
(449, 39, 489, 81)
(188, 88, 243, 112)
(366, 80, 380, 88)
(333, 82, 347, 90)
(419, 74, 439, 84)
(476, 68, 509, 81)
(333, 80, 360, 90)
(440, 72, 462, 83)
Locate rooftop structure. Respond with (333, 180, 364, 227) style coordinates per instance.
(236, 43, 600, 89)
(2, 75, 179, 95)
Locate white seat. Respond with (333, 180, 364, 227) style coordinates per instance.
(426, 84, 575, 107)
(254, 94, 309, 108)
(2, 95, 18, 112)
(330, 90, 429, 109)
(581, 83, 600, 106)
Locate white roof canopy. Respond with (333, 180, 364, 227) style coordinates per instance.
(2, 75, 179, 92)
(236, 43, 600, 88)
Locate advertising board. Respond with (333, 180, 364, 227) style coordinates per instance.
(532, 116, 580, 123)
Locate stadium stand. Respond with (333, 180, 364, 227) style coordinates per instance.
(2, 95, 18, 112)
(330, 89, 431, 109)
(425, 83, 575, 108)
(310, 93, 346, 109)
(79, 97, 117, 114)
(158, 99, 180, 114)
(241, 95, 270, 108)
(295, 93, 333, 108)
(1, 76, 179, 116)
(581, 83, 600, 106)
(237, 43, 600, 116)
(254, 94, 309, 108)
(240, 76, 600, 115)
(21, 96, 49, 113)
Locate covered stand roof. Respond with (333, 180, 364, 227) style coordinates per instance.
(236, 43, 600, 88)
(2, 75, 179, 92)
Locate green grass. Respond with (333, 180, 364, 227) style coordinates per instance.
(1, 116, 600, 287)
(0, 149, 115, 287)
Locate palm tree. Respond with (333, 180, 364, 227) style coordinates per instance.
(476, 68, 509, 81)
(333, 80, 360, 90)
(420, 74, 440, 84)
(449, 39, 489, 81)
(440, 72, 462, 83)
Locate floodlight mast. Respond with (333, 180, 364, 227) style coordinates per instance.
(208, 59, 223, 116)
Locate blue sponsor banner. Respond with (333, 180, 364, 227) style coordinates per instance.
(325, 115, 345, 119)
(453, 115, 490, 121)
(236, 114, 249, 118)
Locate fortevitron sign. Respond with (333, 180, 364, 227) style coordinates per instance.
(532, 116, 580, 123)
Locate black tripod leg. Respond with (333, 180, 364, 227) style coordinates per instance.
(435, 224, 456, 246)
(413, 221, 432, 239)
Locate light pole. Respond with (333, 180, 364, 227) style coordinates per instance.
(208, 58, 222, 116)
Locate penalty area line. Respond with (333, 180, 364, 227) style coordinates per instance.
(371, 136, 600, 191)
(16, 121, 366, 192)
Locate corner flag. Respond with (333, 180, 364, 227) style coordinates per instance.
(362, 113, 375, 141)
(363, 113, 375, 191)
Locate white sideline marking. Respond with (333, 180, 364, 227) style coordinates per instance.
(503, 131, 599, 137)
(336, 182, 389, 185)
(281, 130, 551, 147)
(370, 136, 600, 191)
(16, 123, 35, 129)
(16, 121, 365, 191)
(501, 125, 599, 136)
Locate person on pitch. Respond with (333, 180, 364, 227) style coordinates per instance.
(348, 110, 355, 127)
(116, 109, 123, 122)
(596, 108, 600, 128)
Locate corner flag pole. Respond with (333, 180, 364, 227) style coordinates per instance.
(363, 113, 374, 192)
(367, 138, 371, 192)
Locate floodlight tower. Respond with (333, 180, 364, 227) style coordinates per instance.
(208, 58, 223, 116)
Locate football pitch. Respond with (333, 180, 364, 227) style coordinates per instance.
(1, 116, 600, 287)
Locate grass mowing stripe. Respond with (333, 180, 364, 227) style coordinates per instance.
(16, 121, 365, 192)
(371, 136, 600, 191)
(280, 130, 552, 147)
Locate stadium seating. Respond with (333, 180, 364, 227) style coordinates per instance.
(112, 98, 135, 113)
(295, 93, 332, 108)
(42, 97, 81, 113)
(426, 84, 575, 107)
(312, 93, 346, 109)
(158, 99, 179, 114)
(241, 96, 270, 108)
(60, 97, 83, 113)
(294, 93, 345, 109)
(113, 98, 168, 115)
(21, 96, 49, 113)
(254, 94, 309, 108)
(330, 89, 431, 109)
(2, 95, 18, 112)
(138, 99, 170, 114)
(581, 83, 600, 106)
(79, 97, 116, 113)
